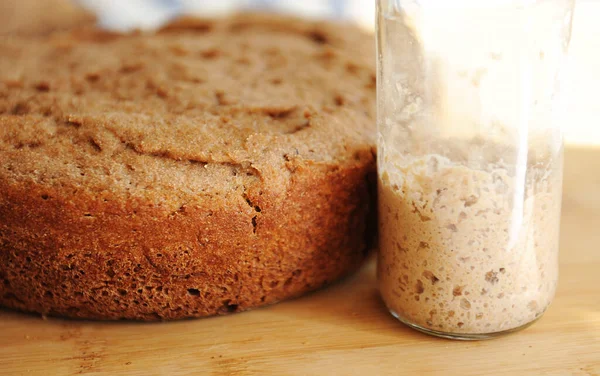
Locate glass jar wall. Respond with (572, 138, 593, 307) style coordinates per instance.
(376, 0, 576, 339)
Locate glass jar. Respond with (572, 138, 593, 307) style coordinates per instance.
(376, 0, 575, 340)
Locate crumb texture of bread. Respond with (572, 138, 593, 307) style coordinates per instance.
(0, 14, 376, 320)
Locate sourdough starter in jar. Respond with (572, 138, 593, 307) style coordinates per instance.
(376, 1, 572, 336)
(377, 145, 562, 334)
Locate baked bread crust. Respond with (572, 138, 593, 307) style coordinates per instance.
(0, 0, 95, 36)
(0, 14, 376, 320)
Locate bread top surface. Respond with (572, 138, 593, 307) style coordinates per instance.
(0, 0, 96, 36)
(0, 14, 375, 211)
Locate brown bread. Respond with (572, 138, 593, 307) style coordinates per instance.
(0, 0, 95, 36)
(0, 14, 376, 320)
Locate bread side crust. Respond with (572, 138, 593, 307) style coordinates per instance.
(0, 158, 375, 320)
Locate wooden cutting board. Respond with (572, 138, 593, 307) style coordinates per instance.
(1, 146, 599, 376)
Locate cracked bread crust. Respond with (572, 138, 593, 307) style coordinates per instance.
(0, 14, 376, 320)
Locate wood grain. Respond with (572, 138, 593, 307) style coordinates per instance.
(1, 146, 599, 376)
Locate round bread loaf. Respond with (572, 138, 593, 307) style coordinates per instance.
(0, 14, 376, 320)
